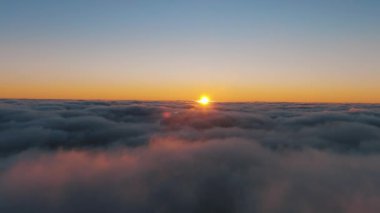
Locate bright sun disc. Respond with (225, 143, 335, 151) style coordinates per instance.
(197, 96, 210, 105)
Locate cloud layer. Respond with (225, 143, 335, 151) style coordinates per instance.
(1, 100, 380, 212)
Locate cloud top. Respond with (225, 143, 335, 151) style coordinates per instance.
(0, 100, 380, 212)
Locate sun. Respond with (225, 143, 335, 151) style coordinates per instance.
(197, 96, 210, 106)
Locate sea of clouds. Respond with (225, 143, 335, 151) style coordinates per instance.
(1, 99, 380, 213)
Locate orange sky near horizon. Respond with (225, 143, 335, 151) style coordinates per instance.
(2, 39, 379, 103)
(1, 82, 379, 103)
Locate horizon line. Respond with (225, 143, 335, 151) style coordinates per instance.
(1, 97, 379, 105)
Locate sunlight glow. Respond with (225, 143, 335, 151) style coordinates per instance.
(197, 96, 210, 106)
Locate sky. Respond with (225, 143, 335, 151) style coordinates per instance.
(0, 0, 379, 102)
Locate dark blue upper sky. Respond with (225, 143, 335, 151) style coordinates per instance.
(1, 0, 379, 40)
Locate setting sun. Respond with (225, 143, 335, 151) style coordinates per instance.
(197, 96, 210, 106)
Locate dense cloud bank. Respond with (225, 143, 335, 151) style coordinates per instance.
(1, 99, 380, 212)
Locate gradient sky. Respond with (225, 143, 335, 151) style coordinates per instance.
(1, 0, 379, 102)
